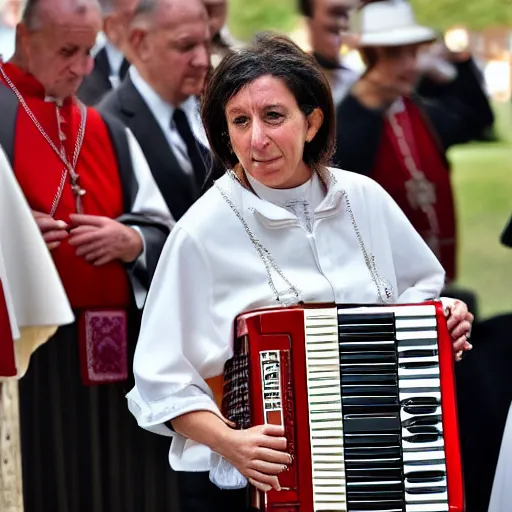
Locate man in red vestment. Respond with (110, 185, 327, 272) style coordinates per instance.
(334, 0, 494, 286)
(0, 0, 178, 509)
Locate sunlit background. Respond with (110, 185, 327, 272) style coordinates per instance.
(0, 0, 510, 319)
(225, 0, 512, 320)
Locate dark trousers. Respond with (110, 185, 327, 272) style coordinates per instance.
(178, 471, 252, 512)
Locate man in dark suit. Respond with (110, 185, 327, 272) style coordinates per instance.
(98, 0, 216, 221)
(77, 0, 136, 106)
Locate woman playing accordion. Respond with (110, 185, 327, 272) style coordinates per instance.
(127, 33, 473, 512)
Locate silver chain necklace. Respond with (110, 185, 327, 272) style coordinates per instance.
(217, 169, 391, 305)
(0, 63, 87, 215)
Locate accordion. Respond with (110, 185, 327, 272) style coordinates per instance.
(221, 301, 464, 512)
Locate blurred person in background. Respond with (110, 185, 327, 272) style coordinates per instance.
(202, 0, 241, 66)
(334, 0, 494, 293)
(0, 0, 22, 60)
(299, 0, 360, 105)
(0, 0, 177, 508)
(77, 0, 138, 105)
(99, 0, 221, 222)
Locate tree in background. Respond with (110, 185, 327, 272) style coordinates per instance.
(410, 0, 512, 32)
(227, 0, 298, 41)
(226, 0, 512, 41)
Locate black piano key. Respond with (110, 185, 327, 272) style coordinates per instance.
(345, 446, 401, 459)
(343, 396, 398, 406)
(342, 373, 398, 385)
(343, 414, 401, 433)
(348, 485, 403, 497)
(402, 433, 442, 443)
(399, 349, 437, 358)
(338, 322, 395, 333)
(401, 397, 440, 415)
(405, 470, 446, 483)
(406, 485, 447, 495)
(346, 466, 403, 477)
(399, 360, 439, 370)
(338, 310, 408, 510)
(344, 434, 401, 446)
(342, 385, 398, 396)
(346, 501, 404, 512)
(340, 351, 397, 364)
(401, 415, 442, 428)
(339, 332, 396, 343)
(338, 313, 395, 325)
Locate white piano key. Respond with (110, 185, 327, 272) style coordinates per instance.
(312, 462, 346, 471)
(397, 355, 439, 365)
(399, 377, 440, 389)
(396, 317, 437, 329)
(402, 438, 445, 450)
(402, 449, 445, 462)
(313, 502, 347, 511)
(338, 304, 436, 317)
(406, 503, 448, 512)
(400, 406, 442, 422)
(398, 344, 438, 353)
(313, 488, 347, 498)
(310, 420, 344, 430)
(399, 367, 440, 377)
(308, 379, 342, 388)
(311, 470, 346, 479)
(397, 330, 437, 340)
(311, 429, 345, 439)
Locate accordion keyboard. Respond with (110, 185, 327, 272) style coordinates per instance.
(304, 305, 449, 512)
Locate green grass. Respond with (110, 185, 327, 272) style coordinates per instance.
(449, 102, 512, 319)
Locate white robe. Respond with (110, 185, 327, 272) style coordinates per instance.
(488, 404, 512, 512)
(0, 145, 73, 379)
(127, 167, 446, 474)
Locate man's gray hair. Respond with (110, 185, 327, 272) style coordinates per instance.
(129, 0, 159, 28)
(22, 0, 101, 29)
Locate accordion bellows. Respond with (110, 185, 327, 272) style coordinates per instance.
(222, 301, 464, 512)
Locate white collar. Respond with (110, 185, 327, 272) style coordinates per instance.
(218, 168, 346, 227)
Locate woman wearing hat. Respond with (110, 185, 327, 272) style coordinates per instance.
(126, 32, 473, 511)
(334, 0, 494, 286)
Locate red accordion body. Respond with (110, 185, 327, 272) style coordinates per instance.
(222, 301, 464, 512)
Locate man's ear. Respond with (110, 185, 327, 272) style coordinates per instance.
(129, 28, 150, 62)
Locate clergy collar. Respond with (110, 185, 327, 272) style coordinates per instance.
(219, 166, 346, 226)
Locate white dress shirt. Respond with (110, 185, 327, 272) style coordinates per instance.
(104, 41, 125, 89)
(129, 66, 208, 175)
(126, 167, 446, 477)
(91, 33, 126, 89)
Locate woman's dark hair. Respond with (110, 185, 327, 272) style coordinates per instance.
(201, 32, 336, 170)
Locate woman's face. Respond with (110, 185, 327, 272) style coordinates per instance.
(225, 75, 323, 189)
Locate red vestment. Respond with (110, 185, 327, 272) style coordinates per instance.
(372, 97, 456, 282)
(1, 62, 130, 309)
(0, 279, 16, 377)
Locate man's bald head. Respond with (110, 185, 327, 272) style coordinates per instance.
(14, 0, 101, 99)
(22, 0, 101, 30)
(130, 0, 207, 31)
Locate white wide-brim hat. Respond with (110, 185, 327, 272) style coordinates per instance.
(355, 0, 437, 47)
